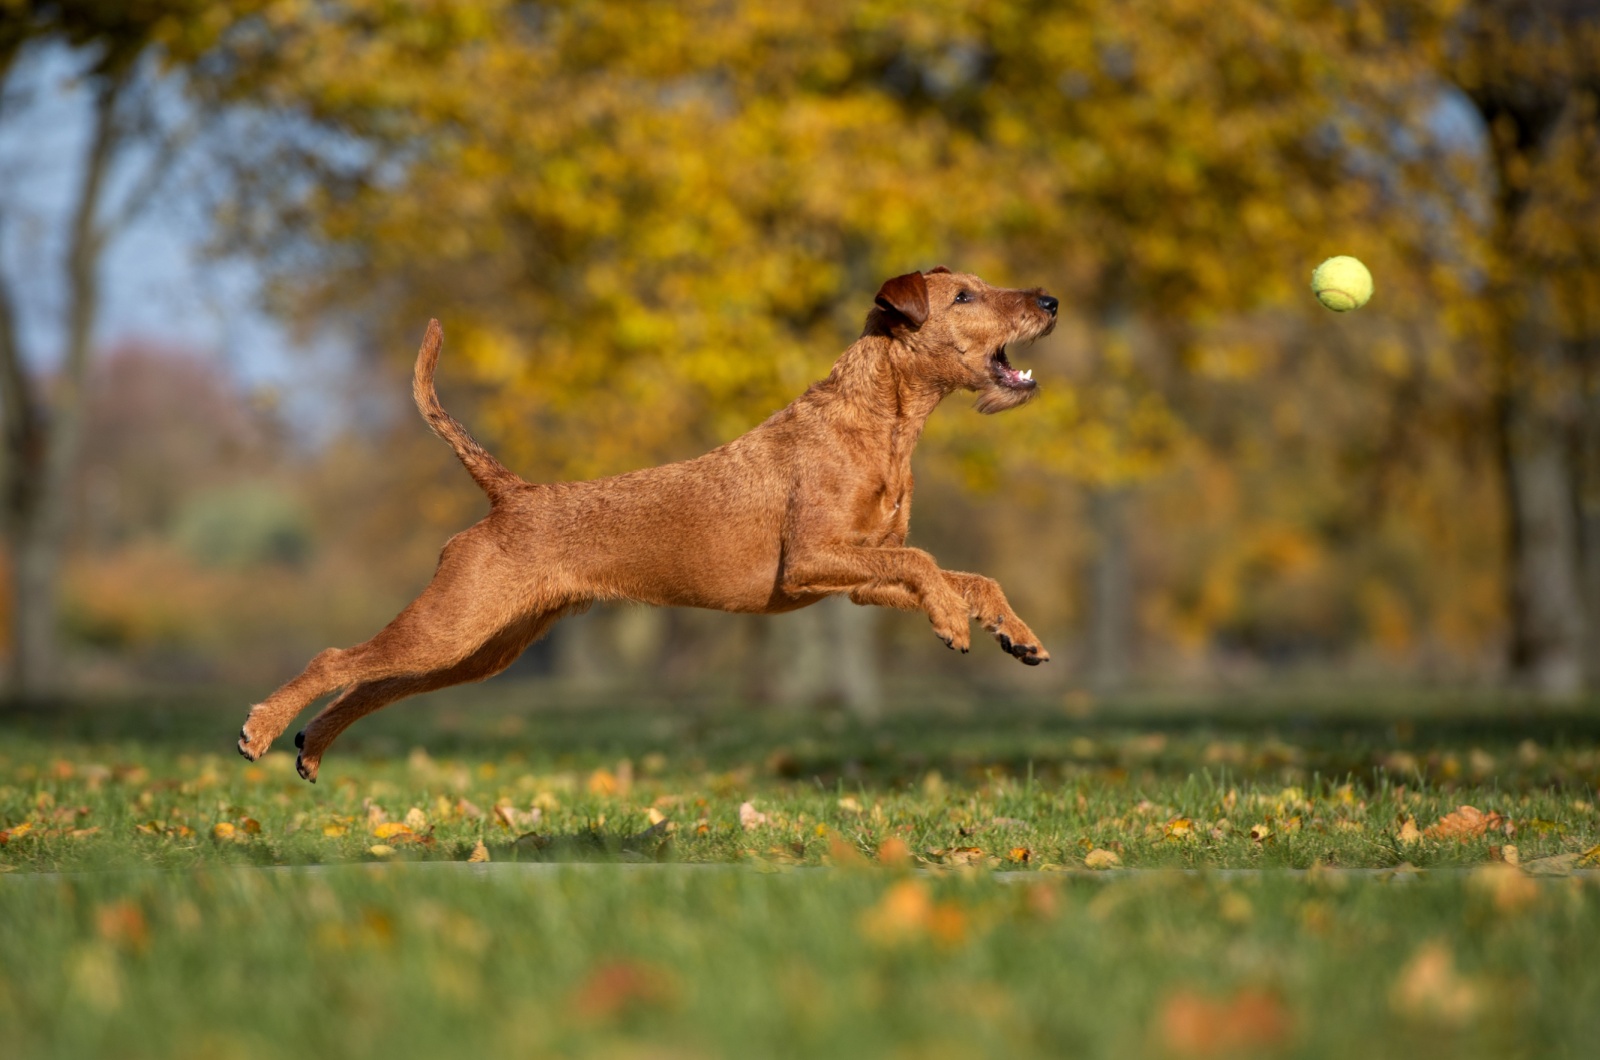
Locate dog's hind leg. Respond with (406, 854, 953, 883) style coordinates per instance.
(290, 604, 577, 782)
(238, 523, 557, 761)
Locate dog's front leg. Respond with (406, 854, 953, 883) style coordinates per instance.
(941, 571, 1049, 665)
(782, 545, 974, 652)
(846, 572, 1048, 665)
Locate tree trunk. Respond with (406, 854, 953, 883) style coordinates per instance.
(1086, 486, 1133, 692)
(0, 74, 121, 699)
(1493, 280, 1586, 696)
(770, 596, 882, 719)
(1573, 336, 1600, 688)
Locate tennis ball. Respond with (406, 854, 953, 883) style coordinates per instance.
(1310, 256, 1373, 312)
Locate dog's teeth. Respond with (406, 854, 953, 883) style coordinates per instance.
(1021, 369, 1032, 381)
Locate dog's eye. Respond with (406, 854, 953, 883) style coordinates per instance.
(953, 290, 972, 304)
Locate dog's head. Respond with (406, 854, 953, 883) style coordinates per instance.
(870, 267, 1058, 413)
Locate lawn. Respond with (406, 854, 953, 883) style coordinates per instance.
(2, 690, 1598, 1058)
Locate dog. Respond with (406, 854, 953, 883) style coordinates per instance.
(238, 267, 1057, 780)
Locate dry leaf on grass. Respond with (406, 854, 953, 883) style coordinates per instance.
(1397, 817, 1423, 844)
(1157, 988, 1292, 1057)
(738, 802, 769, 831)
(1468, 863, 1539, 912)
(1424, 805, 1508, 840)
(1084, 848, 1121, 870)
(571, 961, 677, 1021)
(467, 841, 490, 863)
(877, 837, 912, 868)
(925, 846, 986, 867)
(1391, 942, 1481, 1026)
(859, 879, 968, 948)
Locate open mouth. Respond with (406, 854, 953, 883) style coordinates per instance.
(989, 346, 1036, 390)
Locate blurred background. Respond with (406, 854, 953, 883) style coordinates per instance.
(0, 0, 1596, 717)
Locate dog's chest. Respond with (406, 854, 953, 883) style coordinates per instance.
(857, 471, 911, 545)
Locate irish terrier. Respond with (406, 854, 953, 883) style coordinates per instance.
(237, 267, 1057, 780)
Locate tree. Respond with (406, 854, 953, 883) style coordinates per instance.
(1438, 0, 1600, 694)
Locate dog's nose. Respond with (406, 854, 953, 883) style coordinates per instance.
(1036, 294, 1059, 316)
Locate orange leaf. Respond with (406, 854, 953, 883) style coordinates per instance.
(571, 961, 676, 1021)
(1158, 988, 1293, 1056)
(1424, 806, 1506, 840)
(877, 837, 912, 868)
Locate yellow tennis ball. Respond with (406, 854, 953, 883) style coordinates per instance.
(1310, 256, 1373, 312)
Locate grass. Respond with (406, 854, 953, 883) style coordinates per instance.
(2, 689, 1599, 1058)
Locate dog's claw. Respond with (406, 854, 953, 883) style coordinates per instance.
(295, 753, 316, 783)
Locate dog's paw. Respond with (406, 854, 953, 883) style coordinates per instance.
(997, 631, 1049, 666)
(295, 751, 318, 783)
(933, 622, 971, 654)
(237, 721, 271, 761)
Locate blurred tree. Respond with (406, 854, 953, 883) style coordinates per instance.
(0, 0, 271, 696)
(208, 0, 1447, 695)
(1437, 0, 1600, 694)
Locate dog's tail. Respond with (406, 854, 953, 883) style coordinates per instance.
(413, 319, 525, 504)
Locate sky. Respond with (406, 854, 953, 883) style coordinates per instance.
(0, 44, 356, 435)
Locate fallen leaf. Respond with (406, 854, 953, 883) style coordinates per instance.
(0, 821, 34, 844)
(322, 822, 348, 837)
(1397, 817, 1422, 845)
(403, 807, 428, 831)
(877, 837, 912, 868)
(467, 841, 490, 863)
(1469, 863, 1539, 912)
(738, 802, 769, 831)
(1084, 848, 1122, 870)
(1424, 805, 1507, 840)
(926, 846, 985, 867)
(95, 901, 149, 953)
(1391, 942, 1481, 1025)
(1520, 852, 1583, 877)
(210, 822, 236, 841)
(372, 822, 413, 840)
(837, 796, 864, 814)
(646, 807, 667, 827)
(1249, 823, 1272, 843)
(826, 834, 868, 867)
(1008, 846, 1032, 864)
(368, 844, 396, 859)
(1158, 988, 1293, 1056)
(860, 879, 932, 945)
(570, 961, 677, 1021)
(1164, 817, 1195, 840)
(586, 769, 619, 796)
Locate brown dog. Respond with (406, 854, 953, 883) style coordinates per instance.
(237, 267, 1057, 780)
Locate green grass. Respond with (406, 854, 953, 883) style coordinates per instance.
(2, 691, 1599, 1058)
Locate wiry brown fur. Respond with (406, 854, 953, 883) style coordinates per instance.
(237, 268, 1059, 780)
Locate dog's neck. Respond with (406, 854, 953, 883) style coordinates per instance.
(822, 333, 947, 447)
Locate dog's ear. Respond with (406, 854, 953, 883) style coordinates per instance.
(926, 265, 951, 275)
(874, 271, 930, 329)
